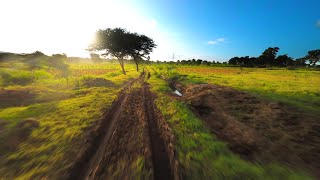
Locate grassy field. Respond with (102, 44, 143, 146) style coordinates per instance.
(0, 61, 140, 179)
(0, 59, 318, 179)
(147, 65, 313, 179)
(176, 66, 320, 114)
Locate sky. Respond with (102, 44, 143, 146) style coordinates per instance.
(1, 0, 319, 61)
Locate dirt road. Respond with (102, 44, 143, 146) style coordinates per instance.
(66, 74, 177, 180)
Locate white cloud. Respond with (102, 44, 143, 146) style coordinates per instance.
(317, 20, 320, 28)
(208, 38, 225, 45)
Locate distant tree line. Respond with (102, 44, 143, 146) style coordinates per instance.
(175, 59, 227, 66)
(228, 47, 319, 68)
(174, 48, 319, 68)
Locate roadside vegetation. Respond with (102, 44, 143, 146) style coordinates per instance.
(0, 54, 140, 179)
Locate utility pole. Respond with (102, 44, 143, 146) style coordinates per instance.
(172, 53, 175, 62)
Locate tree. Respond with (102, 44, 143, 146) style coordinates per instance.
(196, 59, 202, 65)
(88, 28, 156, 74)
(304, 49, 320, 66)
(256, 47, 279, 67)
(90, 53, 103, 64)
(294, 58, 307, 67)
(51, 54, 70, 84)
(25, 51, 47, 71)
(126, 33, 156, 71)
(275, 54, 294, 67)
(228, 57, 239, 65)
(191, 59, 196, 65)
(88, 28, 130, 75)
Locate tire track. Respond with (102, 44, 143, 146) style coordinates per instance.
(66, 80, 135, 180)
(67, 74, 175, 179)
(143, 82, 174, 180)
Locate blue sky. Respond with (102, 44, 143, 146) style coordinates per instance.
(1, 0, 319, 61)
(135, 0, 320, 60)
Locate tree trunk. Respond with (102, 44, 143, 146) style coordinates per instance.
(134, 59, 139, 71)
(118, 59, 126, 75)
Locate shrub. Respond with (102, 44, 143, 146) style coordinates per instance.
(0, 70, 34, 86)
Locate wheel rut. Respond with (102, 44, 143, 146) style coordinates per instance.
(66, 74, 176, 180)
(143, 82, 173, 180)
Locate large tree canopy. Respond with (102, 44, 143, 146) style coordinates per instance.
(88, 28, 156, 74)
(127, 33, 156, 71)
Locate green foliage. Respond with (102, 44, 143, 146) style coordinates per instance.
(0, 69, 34, 86)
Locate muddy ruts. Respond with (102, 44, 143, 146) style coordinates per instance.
(143, 83, 174, 180)
(66, 73, 176, 180)
(65, 80, 135, 180)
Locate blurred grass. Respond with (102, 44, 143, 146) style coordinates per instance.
(0, 61, 140, 179)
(147, 65, 313, 179)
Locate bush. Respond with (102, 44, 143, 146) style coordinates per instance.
(75, 76, 116, 89)
(0, 70, 34, 86)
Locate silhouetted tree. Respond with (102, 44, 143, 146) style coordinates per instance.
(256, 47, 279, 67)
(88, 28, 130, 75)
(25, 51, 47, 71)
(228, 56, 256, 67)
(304, 49, 320, 66)
(228, 57, 239, 65)
(294, 58, 307, 67)
(90, 53, 103, 64)
(196, 59, 202, 65)
(181, 60, 187, 64)
(88, 28, 156, 74)
(191, 59, 196, 65)
(51, 54, 70, 84)
(275, 54, 294, 67)
(126, 33, 156, 71)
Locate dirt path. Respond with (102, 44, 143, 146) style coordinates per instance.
(66, 74, 176, 180)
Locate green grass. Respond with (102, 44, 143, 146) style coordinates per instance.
(147, 66, 312, 179)
(0, 61, 140, 179)
(177, 66, 320, 114)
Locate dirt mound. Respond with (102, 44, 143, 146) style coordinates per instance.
(0, 88, 70, 108)
(182, 84, 320, 177)
(0, 89, 37, 108)
(0, 119, 8, 134)
(16, 118, 39, 129)
(2, 118, 39, 152)
(82, 77, 116, 88)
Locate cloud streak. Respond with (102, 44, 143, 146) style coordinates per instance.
(208, 38, 225, 45)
